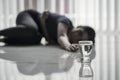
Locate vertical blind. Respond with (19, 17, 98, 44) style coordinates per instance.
(0, 0, 120, 80)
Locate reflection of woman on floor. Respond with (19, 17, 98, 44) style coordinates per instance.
(0, 9, 95, 52)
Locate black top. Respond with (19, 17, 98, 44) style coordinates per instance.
(45, 13, 73, 42)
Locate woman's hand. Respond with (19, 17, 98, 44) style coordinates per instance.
(65, 44, 79, 52)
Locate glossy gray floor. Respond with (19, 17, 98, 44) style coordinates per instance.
(0, 45, 82, 80)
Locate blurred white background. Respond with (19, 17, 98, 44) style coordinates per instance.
(0, 0, 120, 80)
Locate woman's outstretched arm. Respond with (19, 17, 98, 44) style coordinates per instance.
(57, 22, 78, 52)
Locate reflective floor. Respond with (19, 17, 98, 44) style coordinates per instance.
(0, 45, 81, 80)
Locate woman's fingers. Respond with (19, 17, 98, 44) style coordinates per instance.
(70, 44, 79, 52)
(65, 44, 79, 52)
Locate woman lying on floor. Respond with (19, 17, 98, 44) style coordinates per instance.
(0, 9, 96, 52)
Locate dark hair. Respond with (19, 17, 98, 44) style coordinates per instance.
(77, 26, 96, 44)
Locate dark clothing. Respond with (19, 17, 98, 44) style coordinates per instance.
(45, 13, 73, 42)
(0, 9, 73, 45)
(0, 10, 42, 45)
(16, 10, 43, 34)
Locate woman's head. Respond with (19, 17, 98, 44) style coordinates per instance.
(69, 25, 96, 44)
